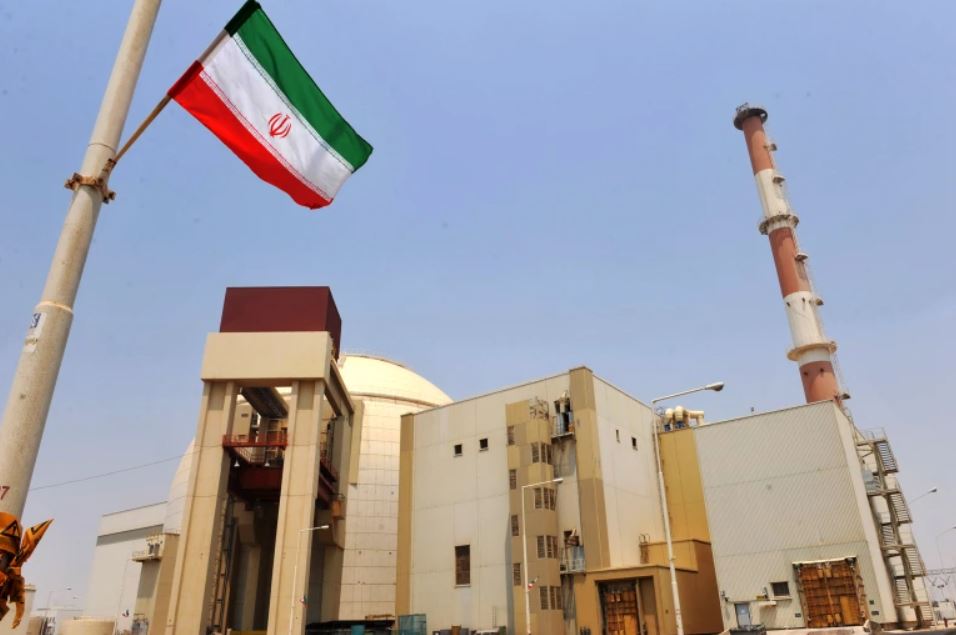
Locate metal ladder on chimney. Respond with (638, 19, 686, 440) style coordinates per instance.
(857, 429, 934, 627)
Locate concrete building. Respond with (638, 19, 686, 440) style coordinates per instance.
(335, 355, 451, 620)
(76, 354, 450, 634)
(82, 502, 165, 633)
(158, 286, 356, 635)
(396, 366, 722, 635)
(661, 401, 932, 631)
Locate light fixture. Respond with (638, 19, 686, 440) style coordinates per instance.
(233, 459, 240, 468)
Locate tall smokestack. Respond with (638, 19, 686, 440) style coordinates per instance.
(733, 104, 845, 405)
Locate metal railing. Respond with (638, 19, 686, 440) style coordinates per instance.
(560, 546, 585, 573)
(552, 415, 575, 438)
(857, 427, 887, 442)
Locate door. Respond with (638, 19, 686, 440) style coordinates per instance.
(602, 581, 640, 635)
(795, 560, 865, 628)
(735, 603, 752, 627)
(638, 578, 658, 635)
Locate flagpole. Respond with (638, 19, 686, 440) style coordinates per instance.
(0, 0, 163, 519)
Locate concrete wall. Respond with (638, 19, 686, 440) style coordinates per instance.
(401, 373, 573, 632)
(339, 397, 433, 619)
(592, 377, 663, 566)
(84, 503, 165, 632)
(694, 402, 896, 629)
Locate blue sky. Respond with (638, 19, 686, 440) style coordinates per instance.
(1, 0, 954, 608)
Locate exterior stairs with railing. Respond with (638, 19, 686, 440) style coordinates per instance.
(857, 428, 934, 628)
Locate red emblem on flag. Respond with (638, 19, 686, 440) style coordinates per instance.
(268, 113, 292, 138)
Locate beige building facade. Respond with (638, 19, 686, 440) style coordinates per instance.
(683, 402, 932, 631)
(335, 355, 451, 620)
(396, 367, 721, 635)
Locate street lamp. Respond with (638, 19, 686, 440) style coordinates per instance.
(911, 487, 939, 504)
(521, 477, 563, 635)
(651, 381, 725, 635)
(936, 525, 956, 569)
(288, 524, 330, 635)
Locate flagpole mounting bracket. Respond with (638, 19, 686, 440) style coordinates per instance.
(64, 172, 116, 203)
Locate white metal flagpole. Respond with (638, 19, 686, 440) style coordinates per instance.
(0, 0, 163, 518)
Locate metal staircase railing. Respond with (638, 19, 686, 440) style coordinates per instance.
(857, 428, 933, 627)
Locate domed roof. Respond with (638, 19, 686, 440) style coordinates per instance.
(163, 440, 194, 534)
(338, 354, 451, 407)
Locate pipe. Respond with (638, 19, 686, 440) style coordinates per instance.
(733, 104, 844, 405)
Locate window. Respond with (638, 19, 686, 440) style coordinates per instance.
(453, 443, 463, 457)
(543, 444, 552, 464)
(513, 562, 522, 586)
(479, 437, 489, 451)
(507, 426, 515, 445)
(540, 586, 550, 610)
(615, 429, 621, 443)
(534, 487, 556, 510)
(455, 545, 470, 585)
(551, 586, 562, 610)
(531, 443, 540, 463)
(509, 469, 517, 490)
(771, 581, 791, 598)
(546, 535, 557, 558)
(631, 436, 638, 450)
(511, 515, 519, 536)
(537, 535, 546, 558)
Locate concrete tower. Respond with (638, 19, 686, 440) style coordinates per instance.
(733, 104, 845, 405)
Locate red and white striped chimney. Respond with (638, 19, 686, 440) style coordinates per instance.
(733, 104, 845, 405)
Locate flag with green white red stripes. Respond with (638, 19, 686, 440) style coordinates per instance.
(169, 1, 372, 209)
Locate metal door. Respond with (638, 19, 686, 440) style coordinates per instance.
(795, 559, 865, 628)
(602, 581, 640, 635)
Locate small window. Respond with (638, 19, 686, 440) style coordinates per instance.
(551, 586, 562, 610)
(507, 426, 515, 445)
(509, 469, 517, 490)
(537, 535, 546, 558)
(453, 443, 463, 457)
(513, 562, 522, 586)
(631, 437, 638, 450)
(479, 437, 489, 451)
(455, 545, 470, 586)
(534, 487, 543, 509)
(615, 429, 621, 443)
(540, 586, 550, 610)
(544, 444, 552, 464)
(771, 581, 791, 598)
(531, 443, 540, 463)
(511, 515, 519, 536)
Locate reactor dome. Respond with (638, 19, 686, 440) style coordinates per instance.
(163, 440, 194, 534)
(337, 354, 451, 408)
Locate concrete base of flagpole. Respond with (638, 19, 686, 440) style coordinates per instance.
(0, 0, 163, 518)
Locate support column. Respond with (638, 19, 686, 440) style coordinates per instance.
(267, 380, 325, 635)
(164, 381, 239, 635)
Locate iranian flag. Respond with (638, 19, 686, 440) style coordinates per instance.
(169, 1, 372, 209)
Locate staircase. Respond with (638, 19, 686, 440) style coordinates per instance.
(857, 429, 933, 628)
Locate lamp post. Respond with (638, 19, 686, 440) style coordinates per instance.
(651, 381, 725, 635)
(521, 477, 563, 635)
(911, 487, 939, 504)
(936, 525, 956, 569)
(288, 524, 330, 635)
